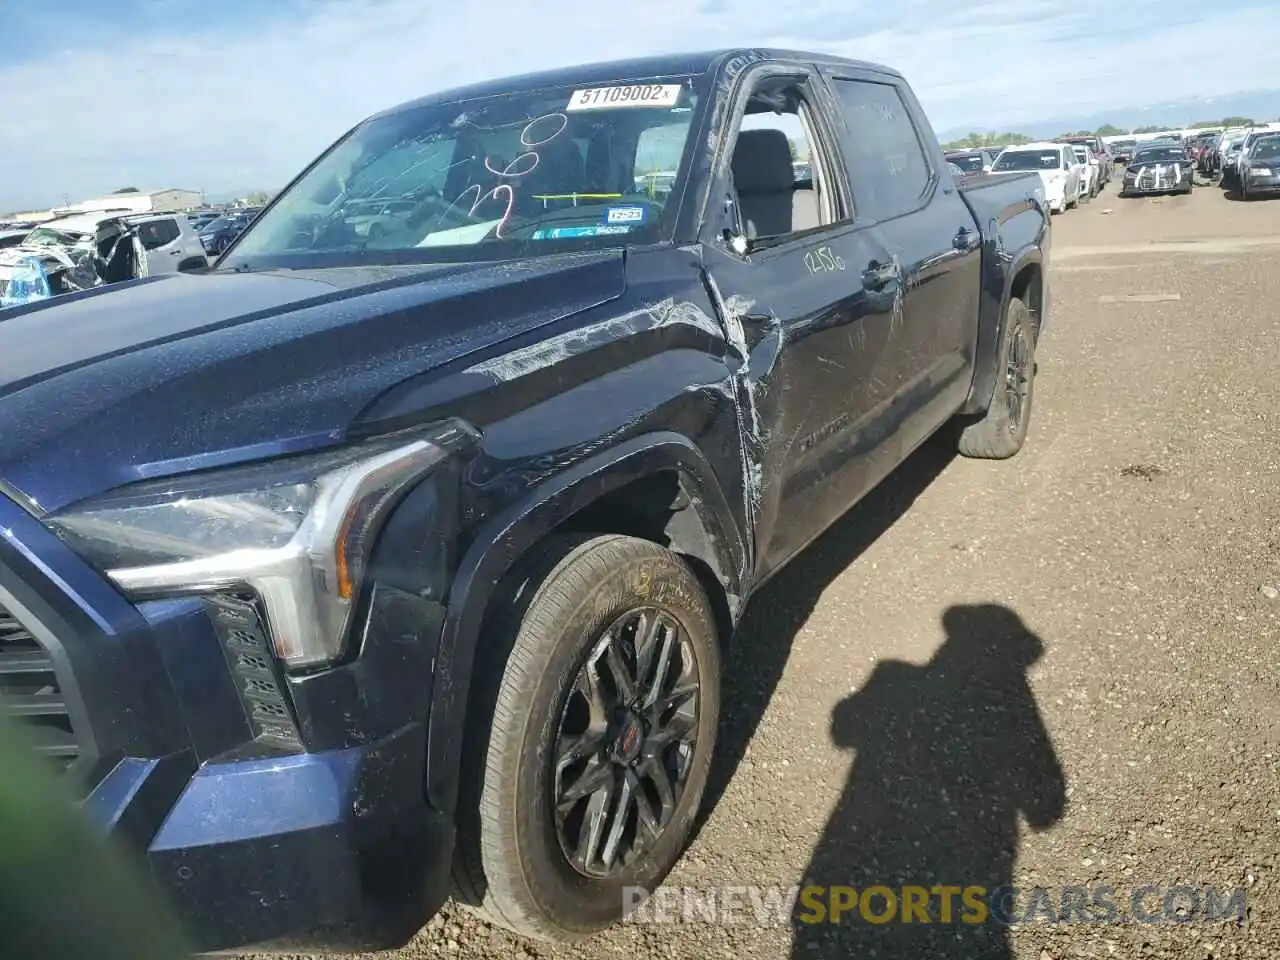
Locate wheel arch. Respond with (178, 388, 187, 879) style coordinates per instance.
(961, 246, 1044, 416)
(425, 432, 749, 814)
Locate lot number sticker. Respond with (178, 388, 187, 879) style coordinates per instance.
(567, 85, 682, 111)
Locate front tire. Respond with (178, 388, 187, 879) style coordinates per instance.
(956, 297, 1037, 460)
(454, 534, 721, 941)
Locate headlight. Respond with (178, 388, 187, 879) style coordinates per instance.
(46, 421, 474, 668)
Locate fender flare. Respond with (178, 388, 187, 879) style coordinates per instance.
(962, 243, 1044, 416)
(424, 431, 748, 813)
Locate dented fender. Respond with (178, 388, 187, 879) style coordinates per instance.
(424, 432, 748, 814)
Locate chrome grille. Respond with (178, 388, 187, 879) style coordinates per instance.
(0, 604, 79, 767)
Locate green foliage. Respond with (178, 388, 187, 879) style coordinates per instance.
(942, 131, 1032, 150)
(1190, 117, 1253, 129)
(1095, 124, 1124, 137)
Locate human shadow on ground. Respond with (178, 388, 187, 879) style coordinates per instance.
(790, 603, 1066, 959)
(695, 434, 958, 834)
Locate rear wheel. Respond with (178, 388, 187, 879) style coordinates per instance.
(453, 534, 721, 940)
(956, 297, 1036, 460)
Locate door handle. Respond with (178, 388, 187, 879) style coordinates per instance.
(861, 260, 899, 291)
(953, 227, 980, 252)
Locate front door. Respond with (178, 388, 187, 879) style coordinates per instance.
(700, 64, 906, 579)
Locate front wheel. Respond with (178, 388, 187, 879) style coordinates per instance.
(955, 297, 1037, 460)
(454, 534, 722, 940)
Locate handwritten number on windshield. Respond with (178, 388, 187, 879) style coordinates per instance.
(446, 112, 570, 238)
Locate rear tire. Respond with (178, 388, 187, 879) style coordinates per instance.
(453, 534, 721, 941)
(956, 297, 1037, 460)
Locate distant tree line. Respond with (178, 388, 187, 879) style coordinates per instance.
(942, 116, 1276, 151)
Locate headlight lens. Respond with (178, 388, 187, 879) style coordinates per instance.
(47, 422, 473, 667)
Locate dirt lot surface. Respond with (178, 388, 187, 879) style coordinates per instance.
(290, 184, 1280, 959)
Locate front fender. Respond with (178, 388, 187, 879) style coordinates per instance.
(424, 432, 748, 813)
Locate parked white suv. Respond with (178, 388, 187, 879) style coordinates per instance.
(125, 213, 210, 274)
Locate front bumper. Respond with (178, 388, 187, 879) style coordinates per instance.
(1245, 170, 1280, 194)
(0, 494, 453, 953)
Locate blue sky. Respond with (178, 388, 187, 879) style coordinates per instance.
(2, 0, 1279, 211)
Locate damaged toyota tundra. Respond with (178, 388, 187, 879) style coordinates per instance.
(0, 49, 1049, 953)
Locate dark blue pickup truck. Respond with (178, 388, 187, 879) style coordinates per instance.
(0, 49, 1049, 953)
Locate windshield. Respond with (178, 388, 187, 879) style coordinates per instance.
(1130, 148, 1185, 164)
(1249, 137, 1280, 159)
(21, 226, 91, 248)
(227, 78, 703, 268)
(1072, 147, 1089, 162)
(993, 150, 1063, 171)
(947, 154, 985, 172)
(201, 217, 235, 233)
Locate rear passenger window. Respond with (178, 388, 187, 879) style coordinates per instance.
(139, 219, 180, 249)
(829, 79, 931, 221)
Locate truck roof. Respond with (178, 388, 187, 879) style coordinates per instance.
(374, 48, 905, 119)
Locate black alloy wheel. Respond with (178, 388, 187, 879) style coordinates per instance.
(453, 534, 721, 941)
(553, 606, 700, 878)
(1004, 314, 1033, 435)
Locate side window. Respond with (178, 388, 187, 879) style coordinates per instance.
(828, 78, 931, 221)
(723, 74, 845, 247)
(139, 219, 179, 250)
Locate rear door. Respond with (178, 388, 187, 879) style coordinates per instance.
(138, 218, 183, 273)
(820, 69, 983, 459)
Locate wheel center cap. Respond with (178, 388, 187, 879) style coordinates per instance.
(614, 713, 644, 765)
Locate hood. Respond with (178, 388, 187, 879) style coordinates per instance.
(0, 252, 625, 512)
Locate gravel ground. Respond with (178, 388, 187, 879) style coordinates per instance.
(268, 183, 1280, 960)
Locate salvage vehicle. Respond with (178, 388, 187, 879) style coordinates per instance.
(0, 211, 207, 307)
(0, 211, 148, 305)
(991, 141, 1081, 212)
(1238, 132, 1280, 200)
(1119, 144, 1194, 196)
(0, 49, 1049, 953)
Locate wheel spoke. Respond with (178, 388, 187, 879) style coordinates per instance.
(647, 680, 698, 728)
(602, 633, 637, 704)
(638, 753, 677, 825)
(599, 770, 635, 870)
(633, 612, 662, 694)
(638, 618, 677, 711)
(570, 770, 617, 872)
(632, 769, 665, 841)
(559, 754, 614, 808)
(556, 724, 608, 773)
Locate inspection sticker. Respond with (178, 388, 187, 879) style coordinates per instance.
(605, 205, 647, 225)
(532, 225, 634, 240)
(567, 84, 682, 112)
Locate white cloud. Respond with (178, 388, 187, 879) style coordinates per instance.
(1, 0, 1278, 210)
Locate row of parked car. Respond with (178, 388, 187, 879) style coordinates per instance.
(946, 134, 1115, 213)
(1189, 126, 1280, 199)
(0, 207, 261, 307)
